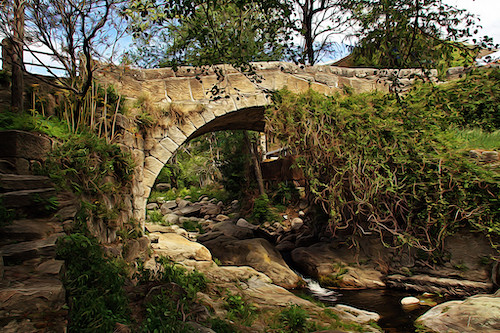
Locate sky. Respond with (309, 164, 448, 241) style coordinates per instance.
(8, 0, 500, 74)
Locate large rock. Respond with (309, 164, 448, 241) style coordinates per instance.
(416, 294, 500, 332)
(199, 202, 221, 216)
(151, 233, 212, 262)
(209, 221, 254, 239)
(291, 242, 385, 289)
(202, 237, 301, 289)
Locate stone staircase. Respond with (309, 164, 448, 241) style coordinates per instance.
(0, 173, 77, 332)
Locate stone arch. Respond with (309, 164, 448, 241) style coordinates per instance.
(132, 94, 269, 225)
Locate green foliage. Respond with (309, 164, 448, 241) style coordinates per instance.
(138, 256, 209, 332)
(207, 318, 237, 333)
(456, 129, 500, 151)
(251, 194, 278, 224)
(149, 185, 229, 204)
(271, 181, 299, 206)
(267, 78, 500, 252)
(146, 209, 164, 224)
(124, 0, 290, 69)
(56, 233, 130, 332)
(223, 290, 257, 326)
(278, 304, 309, 333)
(347, 0, 493, 71)
(182, 219, 204, 233)
(424, 69, 500, 131)
(0, 110, 71, 139)
(141, 289, 196, 333)
(42, 133, 133, 196)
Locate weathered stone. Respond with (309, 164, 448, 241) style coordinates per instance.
(200, 202, 221, 216)
(236, 218, 258, 231)
(291, 217, 304, 231)
(146, 203, 158, 210)
(333, 304, 380, 323)
(291, 242, 386, 289)
(162, 213, 180, 225)
(386, 274, 493, 296)
(202, 237, 301, 289)
(156, 183, 171, 191)
(175, 203, 202, 217)
(210, 221, 254, 239)
(417, 294, 500, 333)
(152, 233, 212, 262)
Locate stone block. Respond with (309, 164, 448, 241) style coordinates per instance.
(187, 112, 206, 129)
(207, 97, 235, 117)
(178, 119, 197, 137)
(143, 67, 176, 80)
(201, 75, 227, 98)
(227, 73, 257, 94)
(164, 78, 192, 101)
(144, 156, 164, 177)
(315, 73, 338, 87)
(189, 78, 205, 100)
(150, 144, 172, 163)
(310, 82, 337, 95)
(167, 126, 187, 146)
(143, 168, 157, 189)
(233, 93, 269, 110)
(200, 108, 216, 124)
(0, 130, 52, 160)
(160, 137, 179, 153)
(286, 76, 310, 94)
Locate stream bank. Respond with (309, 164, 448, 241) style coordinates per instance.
(141, 189, 500, 332)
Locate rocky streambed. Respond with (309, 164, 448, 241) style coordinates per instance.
(136, 192, 500, 332)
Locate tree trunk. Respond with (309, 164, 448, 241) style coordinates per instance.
(11, 0, 25, 113)
(244, 131, 265, 196)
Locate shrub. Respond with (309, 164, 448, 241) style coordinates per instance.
(56, 233, 130, 332)
(267, 82, 500, 253)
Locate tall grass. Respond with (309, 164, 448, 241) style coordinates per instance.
(455, 128, 500, 151)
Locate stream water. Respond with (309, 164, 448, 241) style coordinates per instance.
(299, 277, 442, 333)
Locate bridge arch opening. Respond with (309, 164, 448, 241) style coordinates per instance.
(133, 103, 269, 225)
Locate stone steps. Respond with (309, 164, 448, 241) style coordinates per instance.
(0, 174, 52, 192)
(0, 219, 63, 246)
(0, 233, 62, 266)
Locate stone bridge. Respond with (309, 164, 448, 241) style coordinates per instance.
(96, 62, 440, 225)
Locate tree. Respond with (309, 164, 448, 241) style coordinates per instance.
(123, 0, 291, 69)
(345, 0, 495, 70)
(289, 0, 351, 65)
(0, 0, 126, 116)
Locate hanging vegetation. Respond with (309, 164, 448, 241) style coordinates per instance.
(266, 69, 500, 253)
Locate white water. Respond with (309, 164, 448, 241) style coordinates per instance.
(303, 277, 339, 303)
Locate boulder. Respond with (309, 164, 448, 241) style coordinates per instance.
(401, 296, 420, 306)
(214, 214, 230, 222)
(236, 218, 258, 231)
(175, 203, 202, 217)
(151, 233, 212, 262)
(333, 304, 380, 323)
(146, 203, 158, 210)
(416, 294, 500, 333)
(291, 242, 385, 289)
(200, 203, 221, 216)
(176, 199, 191, 209)
(156, 183, 171, 191)
(291, 217, 304, 231)
(202, 237, 301, 289)
(162, 213, 180, 225)
(210, 221, 254, 239)
(160, 201, 177, 214)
